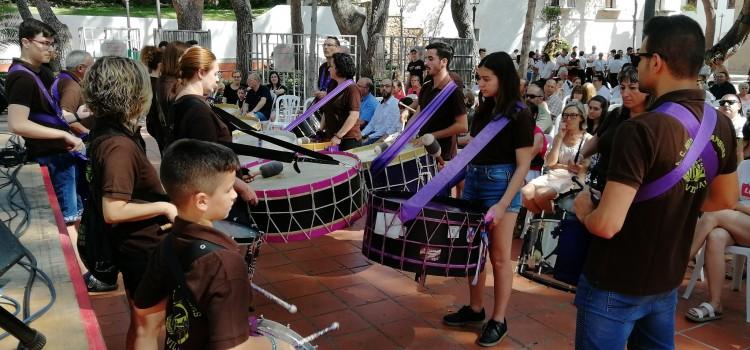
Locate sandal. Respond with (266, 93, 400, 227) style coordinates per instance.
(685, 302, 723, 323)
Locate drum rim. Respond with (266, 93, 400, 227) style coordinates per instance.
(242, 151, 361, 199)
(350, 143, 428, 168)
(300, 141, 333, 151)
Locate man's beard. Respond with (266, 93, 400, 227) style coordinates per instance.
(381, 91, 392, 101)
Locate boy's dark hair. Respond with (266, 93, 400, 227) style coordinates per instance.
(158, 40, 169, 48)
(18, 18, 56, 44)
(186, 39, 199, 46)
(160, 139, 240, 204)
(326, 36, 340, 46)
(642, 15, 704, 79)
(331, 52, 356, 80)
(425, 41, 454, 66)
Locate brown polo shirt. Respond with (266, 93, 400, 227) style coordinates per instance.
(57, 71, 94, 130)
(170, 95, 232, 143)
(134, 217, 251, 350)
(322, 83, 362, 140)
(584, 89, 737, 295)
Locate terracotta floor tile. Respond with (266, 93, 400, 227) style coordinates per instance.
(90, 293, 128, 316)
(353, 263, 410, 281)
(331, 328, 400, 350)
(682, 322, 750, 349)
(333, 252, 372, 269)
(506, 314, 565, 347)
(394, 292, 454, 314)
(331, 282, 389, 307)
(674, 334, 717, 350)
(283, 246, 330, 262)
(254, 262, 305, 283)
(268, 239, 315, 252)
(104, 333, 127, 350)
(316, 270, 370, 290)
(256, 251, 291, 269)
(523, 332, 574, 349)
(318, 241, 363, 256)
(376, 317, 460, 349)
(367, 275, 423, 298)
(354, 299, 415, 325)
(269, 275, 328, 300)
(290, 291, 348, 317)
(95, 311, 130, 337)
(527, 309, 577, 339)
(297, 257, 348, 275)
(309, 309, 372, 336)
(253, 301, 305, 324)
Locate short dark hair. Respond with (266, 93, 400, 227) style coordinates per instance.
(425, 41, 454, 66)
(158, 41, 169, 48)
(331, 52, 356, 79)
(186, 39, 199, 46)
(479, 48, 487, 53)
(592, 73, 605, 82)
(478, 51, 522, 119)
(618, 65, 639, 84)
(326, 36, 340, 46)
(410, 48, 417, 54)
(18, 18, 55, 44)
(642, 15, 704, 78)
(160, 139, 240, 205)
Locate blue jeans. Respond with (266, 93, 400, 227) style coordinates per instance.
(574, 275, 677, 350)
(37, 152, 83, 224)
(254, 111, 268, 121)
(462, 163, 521, 212)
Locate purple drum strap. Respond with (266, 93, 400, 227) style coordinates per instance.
(51, 71, 75, 105)
(284, 79, 354, 131)
(9, 64, 66, 127)
(399, 113, 511, 223)
(370, 81, 457, 176)
(634, 102, 718, 203)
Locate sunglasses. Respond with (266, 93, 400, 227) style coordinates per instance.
(525, 94, 543, 99)
(719, 100, 738, 106)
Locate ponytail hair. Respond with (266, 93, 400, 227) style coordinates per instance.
(173, 46, 217, 96)
(140, 45, 161, 73)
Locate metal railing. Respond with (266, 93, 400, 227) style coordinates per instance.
(78, 27, 141, 58)
(153, 29, 212, 48)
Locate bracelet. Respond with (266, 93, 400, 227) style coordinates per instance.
(72, 112, 82, 123)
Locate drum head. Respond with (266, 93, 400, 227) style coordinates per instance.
(255, 319, 315, 350)
(213, 220, 261, 244)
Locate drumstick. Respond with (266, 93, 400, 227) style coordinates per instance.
(251, 282, 298, 314)
(297, 322, 339, 346)
(399, 102, 417, 113)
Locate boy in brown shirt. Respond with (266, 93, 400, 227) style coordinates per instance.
(134, 139, 286, 350)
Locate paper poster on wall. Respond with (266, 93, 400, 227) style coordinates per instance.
(100, 40, 128, 57)
(272, 44, 295, 72)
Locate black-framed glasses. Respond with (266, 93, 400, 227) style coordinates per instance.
(561, 113, 581, 119)
(525, 94, 543, 99)
(30, 39, 55, 49)
(718, 100, 738, 106)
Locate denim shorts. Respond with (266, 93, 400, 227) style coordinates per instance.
(36, 152, 83, 224)
(574, 275, 677, 349)
(462, 163, 522, 213)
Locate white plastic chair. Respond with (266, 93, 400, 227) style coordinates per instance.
(303, 97, 315, 111)
(682, 159, 750, 322)
(272, 95, 300, 127)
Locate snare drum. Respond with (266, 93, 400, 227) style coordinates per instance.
(213, 220, 264, 279)
(289, 115, 320, 139)
(362, 190, 486, 277)
(233, 130, 298, 165)
(251, 318, 315, 350)
(236, 151, 363, 242)
(350, 142, 438, 192)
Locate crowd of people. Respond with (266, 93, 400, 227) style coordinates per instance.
(3, 12, 750, 349)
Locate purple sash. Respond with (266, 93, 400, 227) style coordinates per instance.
(399, 107, 516, 222)
(370, 80, 458, 176)
(284, 79, 354, 131)
(51, 71, 76, 106)
(633, 102, 718, 203)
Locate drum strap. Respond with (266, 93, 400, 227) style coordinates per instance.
(164, 234, 226, 314)
(212, 105, 336, 163)
(399, 104, 521, 223)
(284, 79, 354, 132)
(633, 102, 718, 203)
(370, 80, 458, 176)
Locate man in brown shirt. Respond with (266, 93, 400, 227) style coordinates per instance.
(135, 140, 278, 350)
(54, 50, 94, 135)
(572, 15, 738, 349)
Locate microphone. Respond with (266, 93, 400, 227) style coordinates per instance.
(249, 161, 283, 180)
(420, 134, 445, 166)
(372, 142, 390, 155)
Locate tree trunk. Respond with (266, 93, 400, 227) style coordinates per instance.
(291, 0, 304, 73)
(33, 0, 72, 72)
(702, 0, 717, 48)
(450, 0, 478, 81)
(643, 0, 656, 24)
(229, 0, 252, 80)
(173, 0, 204, 30)
(16, 0, 34, 20)
(330, 0, 366, 72)
(362, 0, 389, 78)
(305, 0, 318, 98)
(705, 0, 750, 64)
(291, 0, 304, 34)
(632, 0, 638, 48)
(517, 0, 537, 78)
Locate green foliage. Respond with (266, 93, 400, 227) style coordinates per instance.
(543, 37, 571, 57)
(540, 5, 561, 23)
(681, 3, 697, 11)
(0, 10, 20, 51)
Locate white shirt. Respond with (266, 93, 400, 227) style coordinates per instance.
(608, 59, 624, 74)
(556, 54, 569, 67)
(610, 86, 622, 105)
(540, 61, 557, 80)
(594, 59, 606, 73)
(597, 86, 611, 100)
(731, 115, 746, 137)
(578, 58, 587, 71)
(586, 53, 597, 68)
(361, 96, 401, 139)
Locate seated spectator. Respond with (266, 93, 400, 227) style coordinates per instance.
(592, 74, 610, 100)
(527, 104, 548, 181)
(586, 95, 609, 134)
(569, 85, 585, 103)
(738, 82, 750, 116)
(356, 77, 379, 127)
(526, 83, 553, 133)
(709, 71, 737, 99)
(244, 72, 273, 121)
(236, 87, 247, 112)
(698, 75, 717, 105)
(521, 101, 592, 213)
(718, 94, 745, 163)
(685, 177, 749, 323)
(581, 82, 596, 104)
(544, 78, 564, 118)
(224, 70, 244, 105)
(361, 78, 401, 145)
(267, 70, 287, 98)
(393, 79, 406, 100)
(407, 74, 421, 95)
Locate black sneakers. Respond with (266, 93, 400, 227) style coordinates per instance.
(442, 305, 486, 326)
(84, 272, 117, 292)
(477, 318, 508, 347)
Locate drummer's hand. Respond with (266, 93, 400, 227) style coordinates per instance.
(236, 182, 259, 205)
(160, 202, 178, 222)
(331, 135, 341, 145)
(314, 90, 327, 99)
(574, 188, 595, 222)
(63, 133, 84, 152)
(487, 203, 506, 229)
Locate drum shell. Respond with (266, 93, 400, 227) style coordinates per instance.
(291, 116, 320, 138)
(253, 318, 315, 350)
(362, 190, 486, 277)
(350, 143, 438, 193)
(552, 217, 590, 286)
